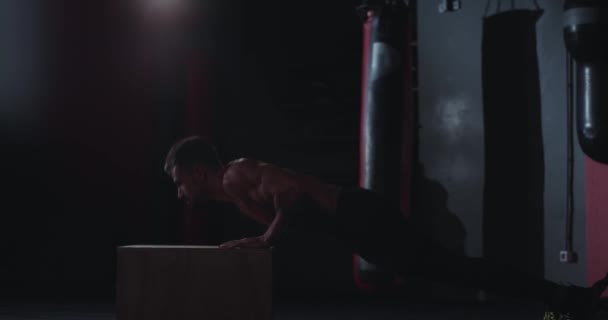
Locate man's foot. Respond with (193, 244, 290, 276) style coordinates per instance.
(543, 311, 574, 320)
(545, 273, 608, 320)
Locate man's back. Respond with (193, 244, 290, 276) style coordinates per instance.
(221, 158, 341, 224)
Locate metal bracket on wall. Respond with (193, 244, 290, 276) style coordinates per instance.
(358, 0, 405, 5)
(356, 0, 412, 22)
(439, 0, 462, 13)
(357, 0, 413, 10)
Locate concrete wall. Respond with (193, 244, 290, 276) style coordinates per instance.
(417, 0, 587, 285)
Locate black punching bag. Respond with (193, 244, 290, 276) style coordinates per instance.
(564, 0, 608, 163)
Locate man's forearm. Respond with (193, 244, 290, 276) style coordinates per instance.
(263, 209, 287, 244)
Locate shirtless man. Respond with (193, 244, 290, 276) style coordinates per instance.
(164, 136, 608, 319)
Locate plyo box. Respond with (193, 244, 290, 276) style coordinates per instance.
(116, 245, 272, 320)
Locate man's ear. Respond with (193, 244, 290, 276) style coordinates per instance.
(191, 164, 207, 182)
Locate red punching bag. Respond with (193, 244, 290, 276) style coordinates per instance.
(356, 0, 414, 290)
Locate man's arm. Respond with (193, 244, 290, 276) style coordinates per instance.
(219, 187, 299, 249)
(264, 187, 299, 243)
(221, 159, 275, 226)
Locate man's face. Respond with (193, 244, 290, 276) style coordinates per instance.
(170, 165, 208, 208)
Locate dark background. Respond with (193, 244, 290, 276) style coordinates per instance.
(0, 0, 601, 305)
(0, 0, 363, 302)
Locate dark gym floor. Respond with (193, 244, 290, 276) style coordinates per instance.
(0, 300, 550, 320)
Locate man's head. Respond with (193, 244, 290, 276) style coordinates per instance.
(164, 136, 223, 207)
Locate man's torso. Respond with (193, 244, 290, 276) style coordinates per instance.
(221, 158, 341, 225)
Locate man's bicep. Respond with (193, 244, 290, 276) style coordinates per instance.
(233, 197, 274, 225)
(273, 188, 300, 213)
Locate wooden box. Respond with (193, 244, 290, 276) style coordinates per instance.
(116, 245, 272, 320)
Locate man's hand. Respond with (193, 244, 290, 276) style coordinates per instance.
(218, 235, 271, 249)
(219, 203, 288, 249)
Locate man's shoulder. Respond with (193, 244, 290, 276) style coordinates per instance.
(222, 158, 263, 192)
(226, 158, 261, 171)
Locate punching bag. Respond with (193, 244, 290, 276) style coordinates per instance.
(564, 0, 608, 163)
(356, 0, 409, 289)
(481, 2, 545, 280)
(565, 0, 608, 297)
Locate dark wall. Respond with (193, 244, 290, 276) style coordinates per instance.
(0, 0, 187, 300)
(1, 0, 591, 304)
(417, 0, 587, 286)
(0, 0, 364, 301)
(209, 0, 364, 298)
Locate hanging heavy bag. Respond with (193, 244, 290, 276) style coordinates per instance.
(564, 0, 608, 163)
(481, 0, 545, 279)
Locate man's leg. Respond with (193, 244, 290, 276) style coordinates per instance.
(407, 240, 560, 303)
(287, 187, 607, 318)
(365, 217, 608, 318)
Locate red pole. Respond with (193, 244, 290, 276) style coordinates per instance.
(182, 51, 214, 245)
(584, 159, 608, 297)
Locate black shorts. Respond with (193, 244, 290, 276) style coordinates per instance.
(282, 187, 426, 271)
(332, 187, 424, 270)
